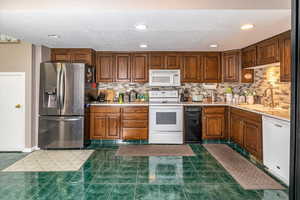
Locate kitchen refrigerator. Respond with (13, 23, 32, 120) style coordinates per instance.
(38, 62, 88, 149)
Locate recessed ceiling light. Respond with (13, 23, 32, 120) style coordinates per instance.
(209, 44, 218, 48)
(241, 24, 254, 30)
(139, 44, 148, 48)
(48, 34, 59, 39)
(135, 24, 147, 31)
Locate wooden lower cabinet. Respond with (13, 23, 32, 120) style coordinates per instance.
(243, 120, 262, 161)
(90, 107, 121, 140)
(202, 107, 225, 139)
(89, 106, 148, 140)
(121, 106, 148, 140)
(230, 113, 244, 147)
(229, 108, 262, 161)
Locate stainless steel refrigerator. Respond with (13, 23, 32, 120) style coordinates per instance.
(38, 62, 86, 149)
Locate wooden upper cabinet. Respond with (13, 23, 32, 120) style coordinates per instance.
(131, 53, 148, 83)
(165, 53, 181, 69)
(181, 54, 201, 82)
(257, 37, 280, 65)
(51, 49, 71, 62)
(51, 49, 95, 66)
(149, 53, 181, 69)
(149, 53, 165, 69)
(202, 53, 221, 83)
(115, 54, 131, 82)
(222, 50, 240, 82)
(279, 31, 291, 82)
(242, 45, 257, 68)
(96, 53, 114, 82)
(71, 49, 95, 66)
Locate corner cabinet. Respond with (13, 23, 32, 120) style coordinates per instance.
(202, 107, 226, 140)
(229, 108, 262, 161)
(222, 50, 240, 82)
(242, 45, 257, 68)
(279, 31, 291, 82)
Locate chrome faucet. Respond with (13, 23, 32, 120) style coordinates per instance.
(263, 87, 275, 108)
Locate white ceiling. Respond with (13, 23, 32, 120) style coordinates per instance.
(0, 10, 291, 51)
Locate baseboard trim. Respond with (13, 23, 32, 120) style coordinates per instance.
(22, 146, 40, 153)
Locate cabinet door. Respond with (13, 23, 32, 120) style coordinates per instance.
(106, 113, 120, 139)
(131, 53, 148, 83)
(222, 51, 240, 82)
(257, 37, 279, 65)
(115, 54, 131, 82)
(165, 53, 181, 69)
(96, 54, 114, 82)
(202, 53, 221, 83)
(243, 120, 262, 161)
(230, 114, 244, 147)
(149, 53, 165, 69)
(242, 45, 257, 68)
(90, 113, 106, 139)
(181, 54, 201, 82)
(279, 31, 291, 82)
(51, 49, 71, 62)
(203, 113, 225, 139)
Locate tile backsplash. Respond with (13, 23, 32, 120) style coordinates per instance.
(96, 65, 290, 108)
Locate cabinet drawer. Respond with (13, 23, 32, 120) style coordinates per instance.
(90, 106, 121, 113)
(123, 120, 148, 128)
(122, 113, 148, 120)
(122, 128, 148, 140)
(122, 106, 148, 113)
(203, 106, 225, 114)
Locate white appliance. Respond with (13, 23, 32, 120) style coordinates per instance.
(149, 90, 183, 144)
(263, 116, 290, 185)
(149, 70, 181, 87)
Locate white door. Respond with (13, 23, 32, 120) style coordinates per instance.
(0, 72, 25, 151)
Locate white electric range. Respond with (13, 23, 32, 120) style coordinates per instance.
(148, 90, 183, 144)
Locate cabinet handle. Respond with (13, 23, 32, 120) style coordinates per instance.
(274, 124, 283, 128)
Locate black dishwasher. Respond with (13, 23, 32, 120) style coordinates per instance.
(184, 106, 202, 143)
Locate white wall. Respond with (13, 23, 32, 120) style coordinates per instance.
(0, 42, 50, 149)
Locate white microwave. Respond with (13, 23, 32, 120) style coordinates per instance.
(149, 70, 181, 87)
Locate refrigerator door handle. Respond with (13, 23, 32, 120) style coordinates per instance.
(56, 65, 61, 112)
(40, 117, 83, 121)
(59, 66, 65, 111)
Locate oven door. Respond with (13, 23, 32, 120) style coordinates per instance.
(149, 106, 183, 132)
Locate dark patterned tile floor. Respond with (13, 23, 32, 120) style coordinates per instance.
(0, 144, 289, 200)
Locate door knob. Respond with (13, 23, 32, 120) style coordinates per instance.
(15, 104, 21, 108)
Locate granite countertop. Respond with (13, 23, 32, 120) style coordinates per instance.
(87, 101, 290, 122)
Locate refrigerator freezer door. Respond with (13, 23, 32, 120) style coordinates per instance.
(38, 116, 84, 149)
(39, 63, 62, 115)
(60, 63, 85, 116)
